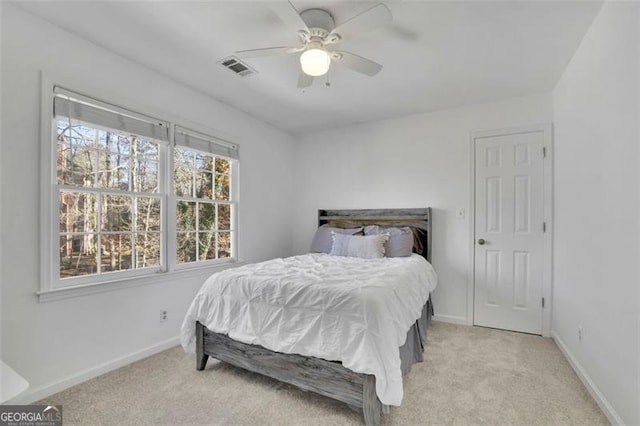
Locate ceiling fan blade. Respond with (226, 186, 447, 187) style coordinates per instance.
(331, 51, 383, 76)
(329, 4, 392, 40)
(297, 71, 314, 89)
(387, 23, 420, 41)
(235, 46, 301, 59)
(271, 1, 309, 33)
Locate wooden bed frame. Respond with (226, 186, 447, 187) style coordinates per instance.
(195, 208, 432, 426)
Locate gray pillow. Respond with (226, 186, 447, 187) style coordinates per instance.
(364, 225, 414, 257)
(310, 225, 363, 253)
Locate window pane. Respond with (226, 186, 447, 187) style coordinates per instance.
(217, 232, 231, 259)
(68, 124, 98, 149)
(101, 233, 133, 272)
(196, 153, 213, 172)
(102, 133, 131, 156)
(177, 232, 196, 263)
(98, 152, 130, 190)
(198, 203, 216, 232)
(136, 197, 161, 231)
(215, 158, 230, 175)
(59, 191, 97, 233)
(195, 171, 213, 199)
(133, 158, 158, 193)
(102, 195, 132, 232)
(136, 138, 158, 158)
(56, 120, 71, 142)
(215, 173, 230, 200)
(198, 232, 216, 261)
(63, 143, 97, 187)
(118, 135, 132, 154)
(59, 234, 98, 278)
(218, 204, 231, 231)
(174, 167, 193, 197)
(56, 142, 71, 185)
(135, 232, 160, 268)
(176, 201, 196, 231)
(175, 147, 193, 162)
(174, 148, 194, 197)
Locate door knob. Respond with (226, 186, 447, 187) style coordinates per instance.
(478, 238, 486, 245)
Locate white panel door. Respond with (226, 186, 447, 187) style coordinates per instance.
(474, 130, 545, 334)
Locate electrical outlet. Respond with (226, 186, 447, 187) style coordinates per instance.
(578, 326, 583, 342)
(160, 309, 168, 323)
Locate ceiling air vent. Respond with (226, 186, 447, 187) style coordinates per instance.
(218, 56, 257, 78)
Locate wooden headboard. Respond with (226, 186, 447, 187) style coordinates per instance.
(317, 208, 432, 263)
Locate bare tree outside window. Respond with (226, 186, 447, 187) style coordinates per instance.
(57, 120, 161, 278)
(175, 147, 233, 264)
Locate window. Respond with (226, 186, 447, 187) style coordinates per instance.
(173, 127, 237, 265)
(45, 86, 238, 291)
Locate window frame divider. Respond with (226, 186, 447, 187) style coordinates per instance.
(165, 123, 177, 273)
(40, 72, 56, 295)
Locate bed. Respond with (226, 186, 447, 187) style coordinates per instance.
(180, 208, 435, 425)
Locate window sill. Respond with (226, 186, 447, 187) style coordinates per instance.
(36, 260, 245, 303)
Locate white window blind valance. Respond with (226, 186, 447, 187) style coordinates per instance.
(53, 87, 169, 142)
(175, 126, 239, 159)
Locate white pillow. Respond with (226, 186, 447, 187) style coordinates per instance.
(330, 233, 389, 259)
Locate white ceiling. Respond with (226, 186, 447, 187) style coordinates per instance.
(15, 1, 602, 134)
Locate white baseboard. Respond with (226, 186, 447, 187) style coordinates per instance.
(432, 314, 468, 325)
(7, 336, 180, 405)
(551, 331, 623, 425)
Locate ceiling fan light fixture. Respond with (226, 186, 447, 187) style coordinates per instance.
(300, 48, 330, 76)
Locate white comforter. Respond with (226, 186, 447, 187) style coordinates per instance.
(180, 253, 437, 406)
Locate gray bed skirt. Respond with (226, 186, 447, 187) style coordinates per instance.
(399, 297, 434, 376)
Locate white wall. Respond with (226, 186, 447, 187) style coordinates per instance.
(0, 4, 294, 402)
(291, 94, 553, 324)
(637, 5, 640, 424)
(552, 2, 639, 424)
(0, 0, 4, 378)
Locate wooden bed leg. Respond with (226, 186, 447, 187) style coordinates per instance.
(362, 375, 381, 426)
(196, 322, 208, 371)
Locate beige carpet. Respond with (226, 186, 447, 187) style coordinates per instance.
(38, 322, 607, 425)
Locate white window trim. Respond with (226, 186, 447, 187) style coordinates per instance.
(39, 73, 240, 302)
(36, 261, 245, 303)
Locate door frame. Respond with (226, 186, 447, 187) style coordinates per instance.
(467, 124, 553, 336)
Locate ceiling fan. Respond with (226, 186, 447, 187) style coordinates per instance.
(234, 1, 392, 88)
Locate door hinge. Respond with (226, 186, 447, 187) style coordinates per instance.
(542, 146, 547, 158)
(542, 297, 545, 308)
(543, 222, 546, 232)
